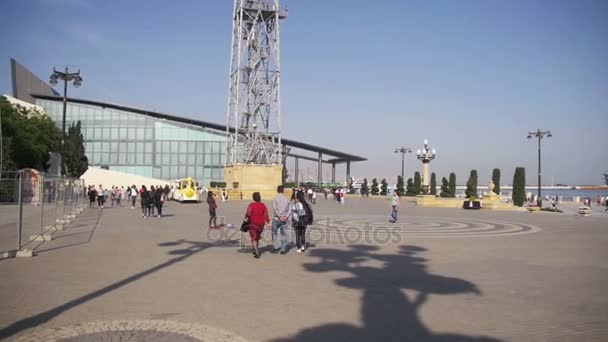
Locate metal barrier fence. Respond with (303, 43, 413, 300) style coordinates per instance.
(0, 170, 85, 255)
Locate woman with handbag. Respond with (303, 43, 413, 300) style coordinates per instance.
(291, 191, 311, 253)
(246, 192, 270, 259)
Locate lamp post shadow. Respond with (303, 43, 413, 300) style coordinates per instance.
(0, 238, 238, 340)
(272, 245, 502, 342)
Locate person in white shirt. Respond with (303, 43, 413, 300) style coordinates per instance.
(389, 190, 400, 223)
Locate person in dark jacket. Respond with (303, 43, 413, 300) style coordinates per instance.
(155, 187, 165, 217)
(88, 187, 96, 208)
(140, 185, 149, 218)
(148, 186, 156, 217)
(291, 191, 312, 252)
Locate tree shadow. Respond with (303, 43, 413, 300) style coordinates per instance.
(272, 245, 501, 342)
(0, 238, 238, 340)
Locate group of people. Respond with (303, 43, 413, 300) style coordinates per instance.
(206, 186, 314, 259)
(86, 184, 169, 218)
(137, 185, 168, 218)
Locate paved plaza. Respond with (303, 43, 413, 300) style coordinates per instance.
(0, 197, 607, 341)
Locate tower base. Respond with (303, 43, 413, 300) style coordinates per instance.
(224, 164, 282, 201)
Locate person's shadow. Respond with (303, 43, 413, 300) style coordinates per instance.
(272, 245, 501, 342)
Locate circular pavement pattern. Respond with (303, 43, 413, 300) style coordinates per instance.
(13, 320, 248, 342)
(296, 215, 542, 241)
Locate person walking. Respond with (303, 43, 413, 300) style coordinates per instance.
(97, 184, 104, 208)
(291, 191, 312, 253)
(117, 186, 123, 207)
(130, 185, 137, 209)
(246, 192, 270, 259)
(312, 190, 317, 204)
(140, 185, 149, 217)
(271, 185, 291, 254)
(155, 187, 165, 217)
(389, 190, 400, 223)
(207, 191, 218, 229)
(110, 187, 116, 207)
(148, 186, 157, 217)
(88, 186, 96, 208)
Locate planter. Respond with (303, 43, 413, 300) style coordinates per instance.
(463, 201, 481, 209)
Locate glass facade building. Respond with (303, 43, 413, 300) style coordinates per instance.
(35, 98, 226, 184)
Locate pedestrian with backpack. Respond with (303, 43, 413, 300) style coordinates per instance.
(291, 191, 313, 253)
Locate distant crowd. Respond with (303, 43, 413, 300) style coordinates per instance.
(86, 184, 172, 218)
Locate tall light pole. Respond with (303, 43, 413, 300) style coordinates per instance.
(416, 139, 436, 195)
(527, 129, 552, 207)
(50, 67, 83, 176)
(394, 147, 412, 182)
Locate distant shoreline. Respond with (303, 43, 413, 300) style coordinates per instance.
(454, 185, 608, 190)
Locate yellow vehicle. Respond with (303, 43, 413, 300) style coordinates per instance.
(172, 177, 200, 202)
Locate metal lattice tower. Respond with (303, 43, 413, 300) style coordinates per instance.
(225, 0, 288, 165)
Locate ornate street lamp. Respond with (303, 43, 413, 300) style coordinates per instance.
(50, 67, 83, 176)
(416, 139, 436, 194)
(527, 129, 552, 207)
(394, 147, 412, 182)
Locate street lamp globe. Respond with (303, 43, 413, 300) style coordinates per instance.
(49, 73, 59, 85)
(73, 75, 83, 87)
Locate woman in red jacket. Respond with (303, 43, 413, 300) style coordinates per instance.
(246, 192, 270, 259)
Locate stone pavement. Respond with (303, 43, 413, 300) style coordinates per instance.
(0, 197, 607, 341)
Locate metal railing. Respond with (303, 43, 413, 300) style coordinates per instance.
(0, 170, 85, 255)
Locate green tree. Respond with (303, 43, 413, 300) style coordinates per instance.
(430, 172, 437, 195)
(465, 170, 478, 198)
(414, 172, 421, 195)
(512, 167, 526, 206)
(406, 178, 416, 196)
(396, 176, 404, 196)
(440, 177, 450, 197)
(371, 178, 379, 195)
(492, 168, 501, 195)
(0, 96, 61, 171)
(64, 121, 89, 178)
(380, 178, 388, 196)
(448, 173, 456, 198)
(361, 178, 369, 196)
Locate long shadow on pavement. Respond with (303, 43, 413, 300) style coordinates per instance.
(272, 245, 502, 342)
(0, 238, 238, 340)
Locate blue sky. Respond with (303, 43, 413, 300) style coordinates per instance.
(1, 0, 607, 185)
